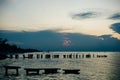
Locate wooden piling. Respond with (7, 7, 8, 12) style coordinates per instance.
(82, 54, 84, 58)
(10, 55, 13, 59)
(15, 54, 19, 59)
(53, 55, 59, 59)
(28, 54, 33, 59)
(63, 55, 66, 59)
(79, 55, 81, 58)
(45, 54, 51, 59)
(4, 66, 21, 76)
(62, 69, 80, 74)
(24, 68, 41, 75)
(86, 54, 91, 58)
(40, 54, 43, 59)
(36, 54, 40, 59)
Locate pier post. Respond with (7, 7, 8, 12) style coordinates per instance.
(73, 54, 75, 59)
(69, 54, 72, 59)
(86, 54, 91, 58)
(76, 54, 78, 59)
(5, 68, 8, 76)
(93, 54, 95, 58)
(15, 54, 19, 59)
(10, 55, 13, 59)
(4, 66, 21, 76)
(45, 54, 51, 59)
(82, 54, 84, 58)
(23, 54, 25, 59)
(63, 55, 66, 59)
(41, 54, 43, 59)
(28, 54, 33, 59)
(16, 68, 19, 75)
(37, 54, 40, 59)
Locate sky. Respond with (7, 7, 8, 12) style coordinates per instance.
(0, 0, 120, 51)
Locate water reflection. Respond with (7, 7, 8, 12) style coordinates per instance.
(0, 52, 120, 80)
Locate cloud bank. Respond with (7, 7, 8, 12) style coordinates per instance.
(0, 30, 120, 51)
(110, 23, 120, 34)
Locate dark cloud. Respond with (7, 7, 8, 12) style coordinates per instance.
(71, 12, 99, 20)
(0, 30, 120, 51)
(110, 23, 120, 34)
(109, 13, 120, 20)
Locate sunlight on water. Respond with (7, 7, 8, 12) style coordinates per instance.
(0, 52, 120, 80)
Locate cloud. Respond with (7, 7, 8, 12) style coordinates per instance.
(0, 30, 120, 51)
(110, 23, 120, 34)
(71, 12, 99, 20)
(109, 13, 120, 20)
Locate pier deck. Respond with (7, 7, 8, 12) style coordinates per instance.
(62, 69, 80, 74)
(24, 68, 60, 75)
(4, 66, 21, 76)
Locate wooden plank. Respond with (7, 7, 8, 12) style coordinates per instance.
(62, 69, 80, 74)
(24, 68, 60, 75)
(4, 66, 21, 69)
(43, 68, 60, 74)
(4, 66, 21, 76)
(24, 68, 41, 75)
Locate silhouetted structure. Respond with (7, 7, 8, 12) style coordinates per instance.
(86, 54, 91, 58)
(36, 54, 40, 59)
(24, 68, 60, 75)
(45, 54, 51, 59)
(15, 54, 19, 59)
(97, 55, 107, 58)
(24, 68, 41, 75)
(0, 38, 40, 60)
(0, 54, 7, 60)
(63, 69, 80, 74)
(28, 54, 33, 59)
(43, 68, 60, 74)
(4, 66, 21, 76)
(53, 55, 59, 59)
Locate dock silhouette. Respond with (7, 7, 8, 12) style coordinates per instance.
(6, 53, 107, 59)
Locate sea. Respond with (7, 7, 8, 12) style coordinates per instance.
(0, 52, 120, 80)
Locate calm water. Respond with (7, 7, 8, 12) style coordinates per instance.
(0, 52, 120, 80)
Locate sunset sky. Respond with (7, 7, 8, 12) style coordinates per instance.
(0, 0, 120, 51)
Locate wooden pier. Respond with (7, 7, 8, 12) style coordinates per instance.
(24, 68, 41, 75)
(43, 68, 60, 74)
(4, 66, 21, 76)
(24, 68, 60, 75)
(86, 54, 91, 58)
(6, 53, 107, 60)
(62, 69, 80, 74)
(15, 54, 19, 59)
(3, 65, 81, 75)
(97, 55, 107, 58)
